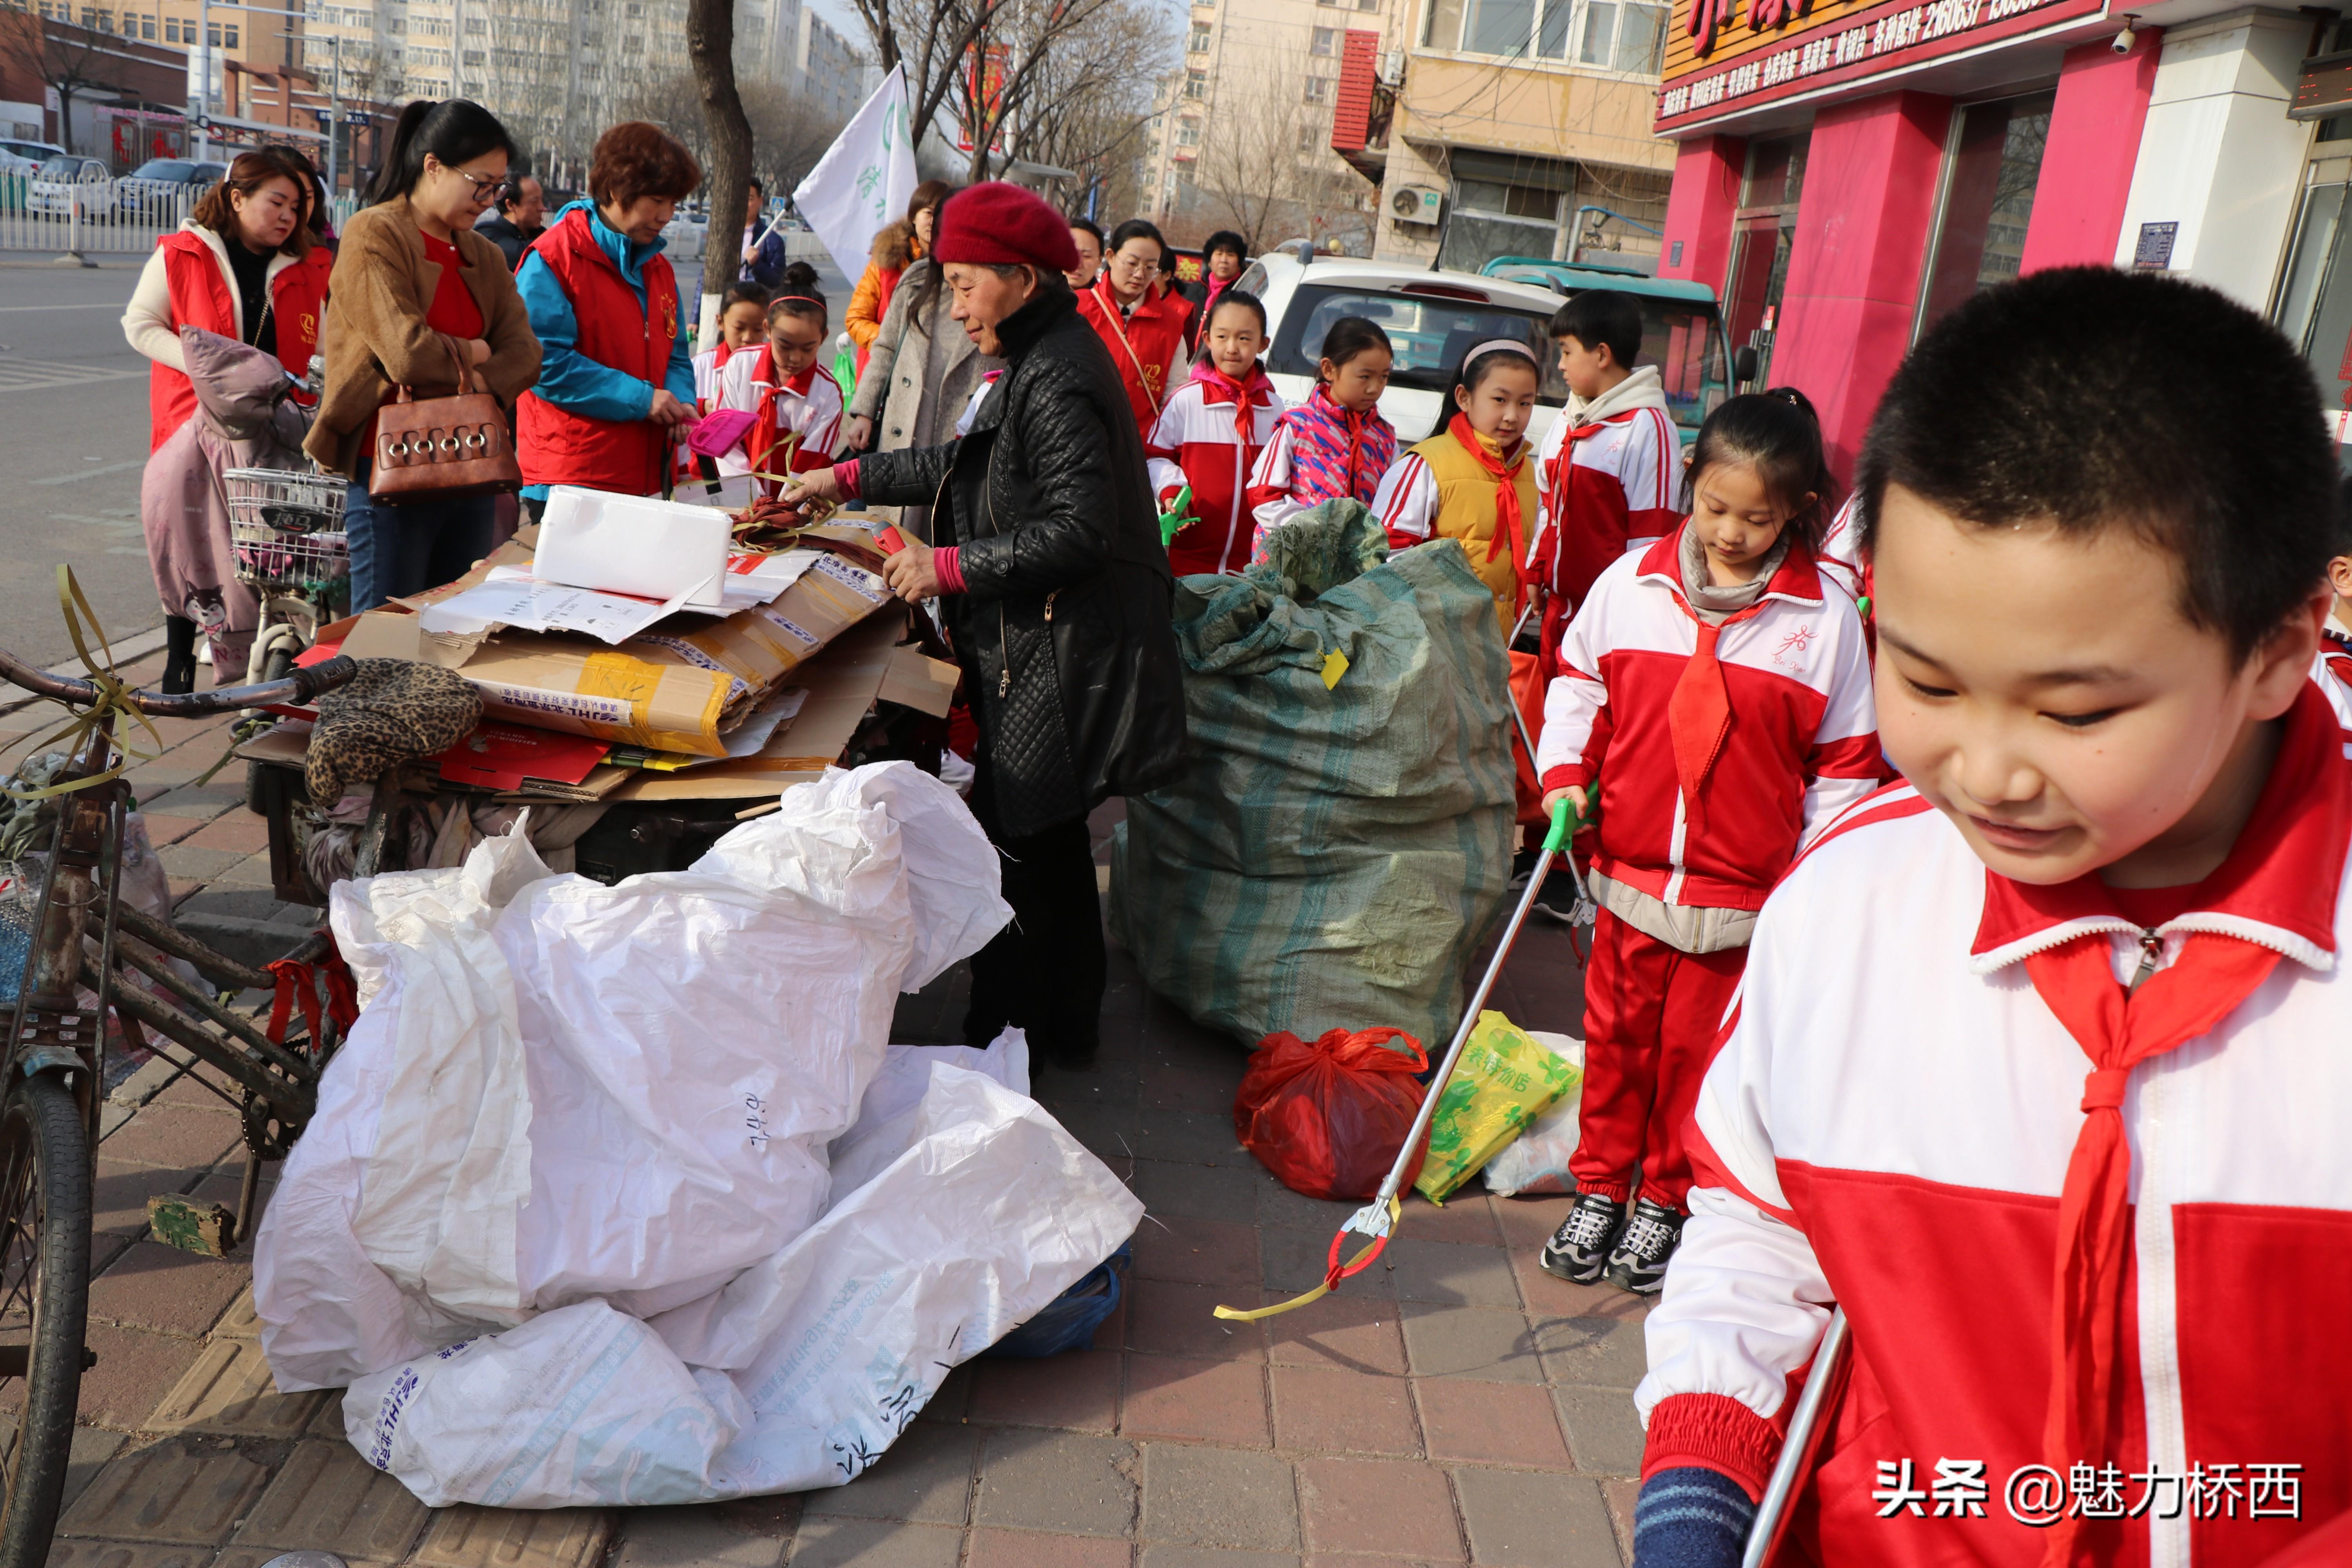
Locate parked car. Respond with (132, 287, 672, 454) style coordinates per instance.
(660, 206, 709, 260)
(1236, 252, 1586, 446)
(1477, 257, 1734, 446)
(117, 157, 229, 212)
(27, 156, 115, 219)
(0, 139, 66, 165)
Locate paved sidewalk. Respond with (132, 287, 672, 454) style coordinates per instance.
(11, 668, 1649, 1568)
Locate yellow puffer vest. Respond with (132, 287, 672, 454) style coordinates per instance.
(1408, 426, 1539, 635)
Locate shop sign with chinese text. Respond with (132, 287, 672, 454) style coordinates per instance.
(1657, 0, 2102, 131)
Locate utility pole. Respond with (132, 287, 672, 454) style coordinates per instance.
(194, 0, 212, 160)
(325, 31, 339, 196)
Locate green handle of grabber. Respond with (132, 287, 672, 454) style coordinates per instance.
(1158, 484, 1194, 548)
(1543, 793, 1583, 853)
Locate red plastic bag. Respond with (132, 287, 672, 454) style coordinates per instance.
(1234, 1028, 1430, 1200)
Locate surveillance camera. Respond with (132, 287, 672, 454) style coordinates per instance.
(2110, 15, 2137, 53)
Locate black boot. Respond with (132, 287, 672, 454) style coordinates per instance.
(160, 616, 198, 695)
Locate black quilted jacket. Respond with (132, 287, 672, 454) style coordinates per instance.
(855, 278, 1187, 836)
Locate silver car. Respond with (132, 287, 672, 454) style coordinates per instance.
(27, 156, 115, 219)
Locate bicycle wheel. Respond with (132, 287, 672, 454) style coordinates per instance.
(0, 1076, 90, 1567)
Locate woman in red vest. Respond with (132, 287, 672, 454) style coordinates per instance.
(304, 99, 543, 614)
(1075, 218, 1188, 440)
(513, 122, 701, 518)
(122, 145, 334, 688)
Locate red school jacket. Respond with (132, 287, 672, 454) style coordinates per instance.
(1144, 365, 1285, 576)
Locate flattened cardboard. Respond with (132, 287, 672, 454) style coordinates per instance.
(878, 644, 960, 718)
(610, 611, 907, 802)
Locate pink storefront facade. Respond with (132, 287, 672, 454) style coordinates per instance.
(1650, 0, 2347, 475)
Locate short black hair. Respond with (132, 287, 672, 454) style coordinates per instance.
(1857, 266, 2336, 662)
(1203, 229, 1247, 263)
(1550, 289, 1643, 369)
(1067, 214, 1104, 246)
(748, 176, 764, 195)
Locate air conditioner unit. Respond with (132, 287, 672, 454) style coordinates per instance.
(1390, 185, 1442, 225)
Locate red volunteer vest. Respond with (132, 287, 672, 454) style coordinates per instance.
(146, 231, 332, 451)
(515, 209, 680, 495)
(1078, 276, 1189, 437)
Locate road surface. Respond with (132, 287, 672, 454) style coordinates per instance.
(0, 247, 856, 671)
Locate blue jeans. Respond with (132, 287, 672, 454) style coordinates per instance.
(345, 460, 497, 613)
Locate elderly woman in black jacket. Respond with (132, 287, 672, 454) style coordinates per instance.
(786, 183, 1186, 1070)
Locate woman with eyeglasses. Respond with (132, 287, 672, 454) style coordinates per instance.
(305, 98, 542, 612)
(511, 121, 701, 521)
(1074, 217, 1187, 440)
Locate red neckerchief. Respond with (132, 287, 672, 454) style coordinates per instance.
(1445, 412, 1528, 570)
(744, 349, 820, 495)
(1659, 526, 1813, 837)
(1976, 683, 2348, 1567)
(1192, 361, 1272, 451)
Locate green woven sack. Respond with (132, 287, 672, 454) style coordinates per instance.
(1110, 500, 1516, 1051)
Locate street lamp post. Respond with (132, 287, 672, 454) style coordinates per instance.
(191, 0, 305, 161)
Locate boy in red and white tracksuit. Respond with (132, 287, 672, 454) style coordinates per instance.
(1626, 271, 2352, 1568)
(1533, 292, 1678, 673)
(1535, 518, 1878, 1295)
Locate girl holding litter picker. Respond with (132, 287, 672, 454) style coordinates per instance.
(1147, 289, 1285, 577)
(714, 262, 843, 506)
(1372, 339, 1544, 635)
(1247, 316, 1396, 548)
(1532, 389, 1880, 1296)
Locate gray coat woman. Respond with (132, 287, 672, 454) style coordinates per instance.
(842, 258, 1000, 541)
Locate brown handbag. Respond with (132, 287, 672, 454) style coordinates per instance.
(368, 335, 523, 503)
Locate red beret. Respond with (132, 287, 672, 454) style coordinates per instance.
(930, 182, 1081, 274)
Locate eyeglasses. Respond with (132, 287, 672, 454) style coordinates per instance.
(432, 162, 509, 201)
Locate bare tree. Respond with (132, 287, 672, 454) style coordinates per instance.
(843, 0, 995, 161)
(740, 80, 846, 197)
(0, 10, 139, 156)
(686, 0, 754, 338)
(1188, 90, 1346, 255)
(982, 0, 1170, 200)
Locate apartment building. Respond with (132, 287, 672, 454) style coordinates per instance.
(1353, 0, 1672, 271)
(1142, 0, 1410, 254)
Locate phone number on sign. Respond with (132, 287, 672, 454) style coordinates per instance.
(1871, 1459, 2305, 1525)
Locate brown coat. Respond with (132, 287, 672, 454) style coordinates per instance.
(304, 194, 542, 477)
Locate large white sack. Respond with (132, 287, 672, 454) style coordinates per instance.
(258, 762, 1011, 1386)
(345, 1064, 1142, 1506)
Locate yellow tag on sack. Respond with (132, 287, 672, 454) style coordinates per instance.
(1320, 649, 1349, 690)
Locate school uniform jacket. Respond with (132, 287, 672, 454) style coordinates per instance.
(1640, 682, 2352, 1567)
(1533, 367, 1678, 613)
(1146, 369, 1285, 577)
(2312, 622, 2352, 736)
(1535, 527, 1880, 912)
(715, 346, 843, 501)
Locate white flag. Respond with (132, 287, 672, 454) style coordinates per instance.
(794, 65, 918, 284)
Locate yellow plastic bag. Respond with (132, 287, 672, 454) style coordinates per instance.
(1413, 1011, 1581, 1203)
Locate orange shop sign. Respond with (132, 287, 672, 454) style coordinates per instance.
(1657, 0, 2101, 129)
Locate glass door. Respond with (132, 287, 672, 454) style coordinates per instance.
(2276, 177, 2352, 469)
(1724, 133, 1806, 386)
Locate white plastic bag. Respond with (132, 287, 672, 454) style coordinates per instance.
(256, 762, 1014, 1386)
(1478, 1030, 1586, 1197)
(345, 1063, 1142, 1507)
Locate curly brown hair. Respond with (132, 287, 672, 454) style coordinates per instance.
(588, 122, 702, 212)
(189, 148, 313, 258)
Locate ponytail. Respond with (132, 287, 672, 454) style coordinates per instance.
(1682, 387, 1837, 547)
(367, 98, 515, 208)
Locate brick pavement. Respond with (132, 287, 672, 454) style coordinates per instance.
(16, 662, 1649, 1568)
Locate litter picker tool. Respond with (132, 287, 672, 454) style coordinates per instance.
(1502, 598, 1596, 928)
(1157, 485, 1194, 548)
(1741, 1306, 1851, 1568)
(1214, 793, 1586, 1323)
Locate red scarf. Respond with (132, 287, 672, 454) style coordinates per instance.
(1192, 361, 1272, 451)
(2024, 933, 2282, 1566)
(1446, 412, 1529, 571)
(1662, 528, 1782, 837)
(746, 347, 820, 493)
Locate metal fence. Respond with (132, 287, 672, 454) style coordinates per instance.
(0, 171, 198, 255)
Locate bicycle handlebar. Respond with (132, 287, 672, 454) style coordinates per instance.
(0, 646, 358, 718)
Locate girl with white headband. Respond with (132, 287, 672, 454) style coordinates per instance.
(1370, 338, 1545, 636)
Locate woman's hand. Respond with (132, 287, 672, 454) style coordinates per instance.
(1540, 784, 1589, 826)
(780, 467, 844, 507)
(882, 535, 939, 604)
(842, 414, 873, 452)
(648, 389, 693, 428)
